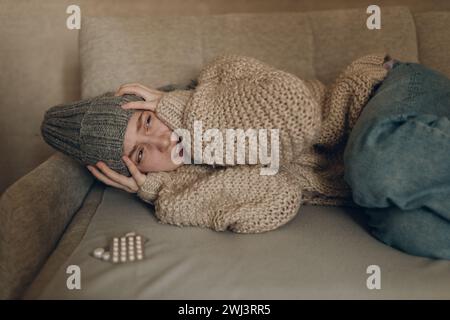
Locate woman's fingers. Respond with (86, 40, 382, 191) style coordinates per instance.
(94, 161, 138, 192)
(114, 85, 153, 100)
(115, 83, 163, 113)
(87, 165, 135, 193)
(122, 156, 147, 187)
(115, 84, 163, 102)
(121, 100, 158, 112)
(117, 83, 161, 95)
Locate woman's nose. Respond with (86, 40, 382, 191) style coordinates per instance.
(145, 131, 173, 151)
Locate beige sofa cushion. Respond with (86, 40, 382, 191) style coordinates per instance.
(309, 6, 419, 84)
(414, 11, 450, 78)
(80, 6, 418, 99)
(25, 187, 450, 299)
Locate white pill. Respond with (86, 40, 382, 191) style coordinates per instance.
(129, 256, 135, 262)
(102, 252, 110, 261)
(93, 248, 105, 258)
(120, 256, 127, 262)
(137, 254, 143, 260)
(112, 256, 119, 263)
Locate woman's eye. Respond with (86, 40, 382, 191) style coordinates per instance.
(137, 148, 143, 164)
(146, 115, 152, 128)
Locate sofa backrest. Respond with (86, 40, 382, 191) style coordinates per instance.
(414, 11, 450, 77)
(80, 6, 420, 99)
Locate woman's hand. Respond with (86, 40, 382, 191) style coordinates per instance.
(86, 156, 147, 193)
(115, 83, 163, 112)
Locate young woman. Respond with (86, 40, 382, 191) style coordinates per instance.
(41, 53, 450, 260)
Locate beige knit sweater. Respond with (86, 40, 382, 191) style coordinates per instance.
(136, 53, 390, 233)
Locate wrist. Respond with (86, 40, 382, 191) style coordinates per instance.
(137, 172, 167, 203)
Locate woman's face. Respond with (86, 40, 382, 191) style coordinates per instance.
(123, 110, 184, 173)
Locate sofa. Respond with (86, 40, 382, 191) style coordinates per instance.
(1, 6, 450, 299)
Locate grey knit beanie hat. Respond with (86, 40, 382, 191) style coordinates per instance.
(40, 79, 199, 177)
(40, 91, 144, 177)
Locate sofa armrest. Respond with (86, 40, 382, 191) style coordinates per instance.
(0, 152, 94, 299)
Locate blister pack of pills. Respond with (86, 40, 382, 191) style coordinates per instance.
(91, 232, 148, 264)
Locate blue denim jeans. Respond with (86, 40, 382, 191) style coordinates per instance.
(343, 61, 450, 260)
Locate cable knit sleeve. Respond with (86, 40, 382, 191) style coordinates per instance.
(315, 53, 390, 149)
(136, 171, 175, 204)
(152, 165, 303, 233)
(155, 90, 193, 131)
(155, 54, 322, 168)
